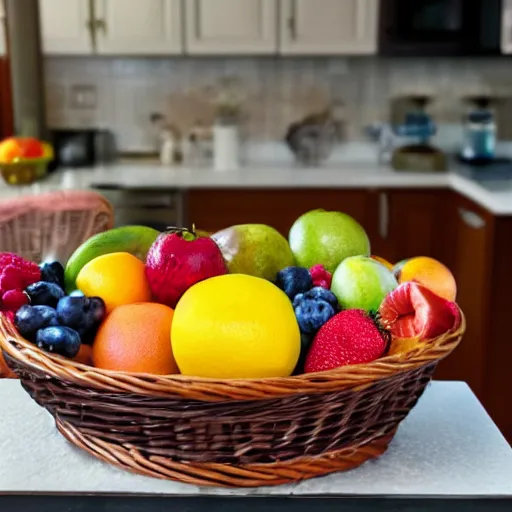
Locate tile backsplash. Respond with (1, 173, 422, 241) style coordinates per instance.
(44, 56, 512, 152)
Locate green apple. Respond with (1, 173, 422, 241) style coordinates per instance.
(289, 209, 370, 273)
(331, 255, 398, 312)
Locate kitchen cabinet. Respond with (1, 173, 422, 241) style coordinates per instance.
(279, 0, 379, 55)
(433, 193, 494, 400)
(39, 0, 93, 54)
(95, 0, 183, 55)
(186, 188, 376, 236)
(39, 0, 182, 55)
(184, 0, 278, 54)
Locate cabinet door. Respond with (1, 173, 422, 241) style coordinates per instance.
(39, 0, 93, 54)
(280, 0, 379, 55)
(96, 0, 182, 55)
(429, 193, 493, 400)
(185, 0, 277, 54)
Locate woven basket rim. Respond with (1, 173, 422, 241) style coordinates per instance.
(0, 310, 465, 401)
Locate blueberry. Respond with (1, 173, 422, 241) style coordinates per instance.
(69, 290, 85, 297)
(275, 267, 313, 300)
(293, 332, 315, 375)
(295, 287, 339, 309)
(56, 295, 89, 328)
(25, 282, 65, 308)
(39, 261, 65, 289)
(77, 297, 106, 343)
(36, 326, 81, 358)
(294, 298, 336, 334)
(14, 305, 59, 341)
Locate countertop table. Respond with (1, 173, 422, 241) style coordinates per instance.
(1, 158, 512, 215)
(0, 380, 511, 511)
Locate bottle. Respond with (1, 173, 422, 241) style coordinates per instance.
(461, 97, 496, 163)
(213, 122, 240, 171)
(159, 130, 175, 166)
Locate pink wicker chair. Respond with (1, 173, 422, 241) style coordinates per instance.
(0, 190, 114, 378)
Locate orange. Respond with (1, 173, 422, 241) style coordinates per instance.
(398, 256, 457, 301)
(0, 137, 43, 162)
(76, 252, 151, 314)
(371, 255, 394, 271)
(73, 344, 93, 366)
(92, 302, 178, 374)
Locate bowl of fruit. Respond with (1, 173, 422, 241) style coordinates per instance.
(0, 210, 464, 488)
(0, 136, 54, 185)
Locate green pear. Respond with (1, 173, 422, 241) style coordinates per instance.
(331, 255, 398, 312)
(212, 224, 295, 281)
(289, 209, 370, 273)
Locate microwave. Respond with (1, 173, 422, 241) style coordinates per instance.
(379, 0, 510, 56)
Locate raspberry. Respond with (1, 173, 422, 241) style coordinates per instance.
(309, 264, 332, 289)
(0, 253, 40, 292)
(0, 265, 23, 291)
(1, 290, 29, 313)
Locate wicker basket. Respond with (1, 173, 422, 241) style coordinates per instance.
(0, 310, 464, 488)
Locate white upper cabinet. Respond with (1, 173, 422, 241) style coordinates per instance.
(95, 0, 183, 55)
(185, 0, 278, 54)
(39, 0, 94, 54)
(38, 0, 381, 56)
(279, 0, 379, 55)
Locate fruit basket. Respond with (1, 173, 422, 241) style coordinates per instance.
(0, 209, 465, 488)
(0, 313, 463, 487)
(0, 156, 51, 185)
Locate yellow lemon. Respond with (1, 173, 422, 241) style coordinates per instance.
(76, 252, 152, 314)
(171, 274, 300, 379)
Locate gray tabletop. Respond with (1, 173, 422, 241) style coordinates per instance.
(0, 379, 511, 511)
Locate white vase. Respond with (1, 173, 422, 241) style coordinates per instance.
(213, 124, 240, 171)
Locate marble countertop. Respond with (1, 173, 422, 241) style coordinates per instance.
(0, 159, 510, 215)
(0, 380, 511, 499)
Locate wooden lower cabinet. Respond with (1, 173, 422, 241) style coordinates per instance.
(186, 187, 511, 442)
(433, 193, 493, 401)
(186, 188, 377, 238)
(485, 215, 512, 442)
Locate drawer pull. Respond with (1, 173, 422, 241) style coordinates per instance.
(378, 192, 389, 239)
(458, 208, 485, 229)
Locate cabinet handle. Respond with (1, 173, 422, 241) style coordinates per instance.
(287, 16, 296, 39)
(85, 18, 97, 51)
(95, 19, 107, 35)
(287, 1, 297, 39)
(458, 208, 486, 229)
(378, 192, 389, 239)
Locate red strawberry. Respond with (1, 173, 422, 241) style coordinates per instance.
(305, 309, 389, 373)
(309, 264, 332, 289)
(145, 227, 227, 308)
(379, 281, 461, 340)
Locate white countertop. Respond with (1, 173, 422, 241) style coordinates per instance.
(0, 159, 511, 215)
(0, 380, 511, 497)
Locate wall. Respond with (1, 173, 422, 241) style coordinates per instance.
(44, 56, 512, 153)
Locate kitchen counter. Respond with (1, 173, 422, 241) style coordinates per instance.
(0, 380, 511, 511)
(0, 160, 511, 215)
